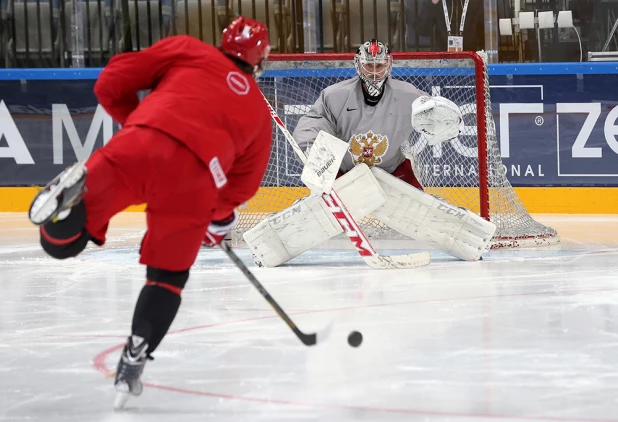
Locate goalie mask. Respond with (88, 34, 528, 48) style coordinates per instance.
(354, 39, 392, 99)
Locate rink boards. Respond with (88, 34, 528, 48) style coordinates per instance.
(1, 186, 616, 214)
(0, 62, 617, 214)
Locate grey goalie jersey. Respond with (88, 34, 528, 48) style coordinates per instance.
(293, 77, 428, 173)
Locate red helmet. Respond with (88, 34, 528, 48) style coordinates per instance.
(221, 17, 270, 75)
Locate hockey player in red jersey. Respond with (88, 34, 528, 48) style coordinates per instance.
(27, 17, 272, 409)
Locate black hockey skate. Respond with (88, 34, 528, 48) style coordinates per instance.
(113, 335, 150, 410)
(29, 162, 87, 225)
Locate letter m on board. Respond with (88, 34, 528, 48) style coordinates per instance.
(52, 104, 114, 164)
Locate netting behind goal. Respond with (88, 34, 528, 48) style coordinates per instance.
(234, 51, 559, 248)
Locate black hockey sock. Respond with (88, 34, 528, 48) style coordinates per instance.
(131, 284, 182, 355)
(42, 200, 86, 239)
(40, 201, 91, 259)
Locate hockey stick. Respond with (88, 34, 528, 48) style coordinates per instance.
(220, 241, 333, 346)
(264, 96, 430, 269)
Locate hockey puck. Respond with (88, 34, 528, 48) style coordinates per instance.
(347, 331, 363, 348)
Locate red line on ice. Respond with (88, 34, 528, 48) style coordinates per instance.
(91, 286, 618, 422)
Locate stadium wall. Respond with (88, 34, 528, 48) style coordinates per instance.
(0, 63, 617, 214)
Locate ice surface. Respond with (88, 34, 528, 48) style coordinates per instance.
(1, 213, 618, 422)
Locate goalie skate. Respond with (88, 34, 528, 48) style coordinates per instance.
(28, 162, 87, 225)
(113, 335, 150, 410)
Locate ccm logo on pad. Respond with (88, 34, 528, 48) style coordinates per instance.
(226, 71, 250, 95)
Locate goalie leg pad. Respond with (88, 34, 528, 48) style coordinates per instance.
(243, 195, 342, 267)
(244, 164, 386, 267)
(370, 167, 496, 261)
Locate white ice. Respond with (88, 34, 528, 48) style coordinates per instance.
(1, 213, 618, 422)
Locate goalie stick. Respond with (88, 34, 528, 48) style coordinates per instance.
(220, 241, 332, 346)
(263, 96, 431, 269)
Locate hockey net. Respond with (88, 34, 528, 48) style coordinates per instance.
(234, 51, 559, 248)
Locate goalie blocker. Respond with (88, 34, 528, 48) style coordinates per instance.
(244, 165, 496, 267)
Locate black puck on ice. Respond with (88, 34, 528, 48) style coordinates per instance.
(347, 331, 363, 347)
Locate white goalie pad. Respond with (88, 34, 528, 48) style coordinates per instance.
(411, 95, 464, 146)
(301, 131, 349, 194)
(370, 167, 497, 261)
(244, 164, 386, 267)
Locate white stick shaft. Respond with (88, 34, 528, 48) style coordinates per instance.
(264, 96, 308, 166)
(321, 191, 378, 256)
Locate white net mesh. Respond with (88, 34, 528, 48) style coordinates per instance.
(234, 51, 559, 248)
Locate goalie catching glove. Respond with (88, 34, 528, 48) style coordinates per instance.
(411, 95, 464, 145)
(203, 210, 238, 247)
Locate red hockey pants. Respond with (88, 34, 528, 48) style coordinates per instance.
(83, 125, 215, 272)
(391, 159, 423, 191)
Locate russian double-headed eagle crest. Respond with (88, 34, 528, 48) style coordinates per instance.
(348, 131, 389, 167)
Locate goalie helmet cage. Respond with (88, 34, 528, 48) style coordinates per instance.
(234, 51, 559, 249)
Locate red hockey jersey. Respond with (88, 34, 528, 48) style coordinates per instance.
(94, 35, 272, 220)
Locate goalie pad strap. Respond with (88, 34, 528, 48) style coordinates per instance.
(370, 167, 497, 261)
(243, 164, 386, 267)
